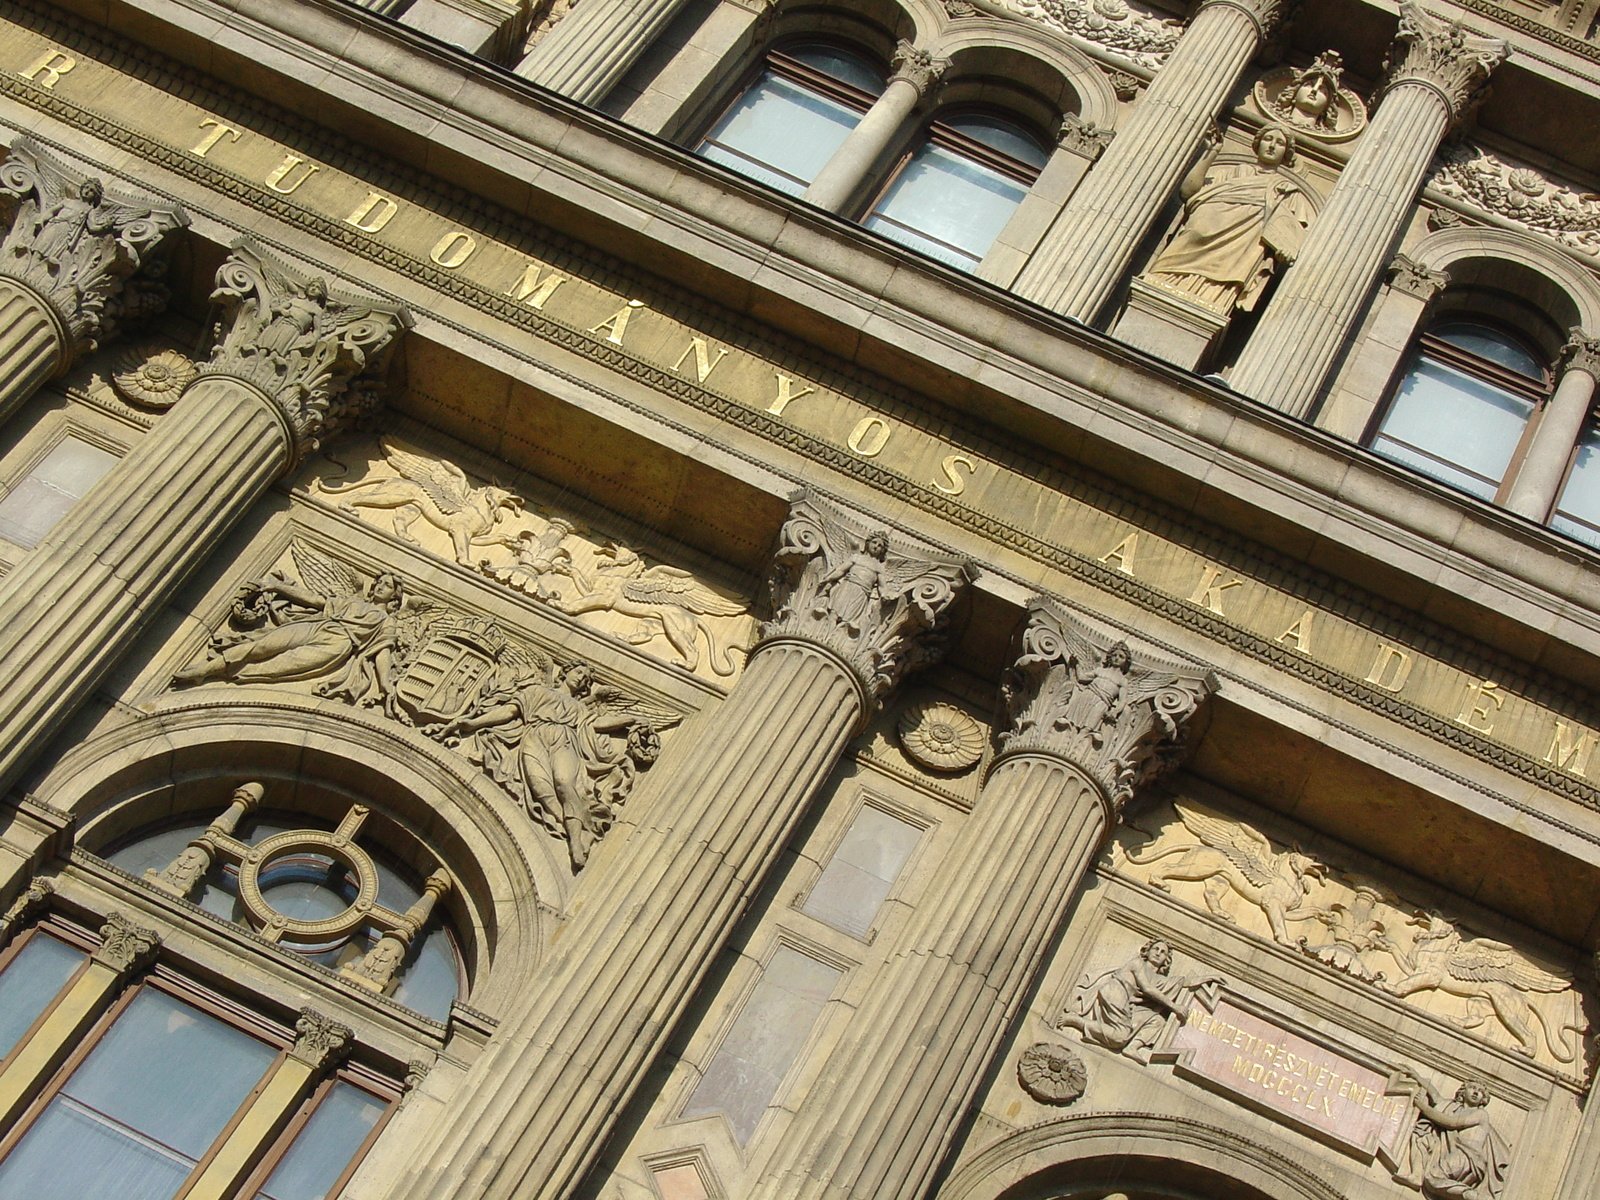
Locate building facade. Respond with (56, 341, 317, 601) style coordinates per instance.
(0, 0, 1598, 1197)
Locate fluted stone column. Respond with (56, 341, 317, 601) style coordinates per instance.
(1505, 331, 1600, 520)
(0, 139, 184, 423)
(1558, 958, 1600, 1200)
(0, 245, 404, 798)
(1013, 0, 1287, 323)
(803, 41, 947, 214)
(515, 0, 689, 106)
(751, 601, 1213, 1200)
(389, 496, 973, 1200)
(1230, 5, 1508, 417)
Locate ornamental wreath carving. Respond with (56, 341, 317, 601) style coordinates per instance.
(1432, 143, 1600, 260)
(174, 542, 678, 869)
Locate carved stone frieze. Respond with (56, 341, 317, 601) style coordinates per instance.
(173, 542, 679, 868)
(0, 138, 186, 361)
(762, 495, 974, 707)
(1390, 1070, 1513, 1199)
(897, 699, 985, 773)
(1432, 144, 1600, 260)
(1056, 937, 1224, 1063)
(199, 245, 406, 459)
(969, 0, 1181, 68)
(312, 439, 757, 682)
(943, 0, 979, 16)
(1116, 799, 1591, 1070)
(1017, 1042, 1089, 1104)
(93, 911, 160, 974)
(1380, 3, 1508, 124)
(1387, 253, 1450, 301)
(1252, 51, 1368, 141)
(890, 40, 950, 98)
(997, 600, 1213, 812)
(291, 1008, 355, 1070)
(1058, 113, 1115, 159)
(1563, 329, 1600, 378)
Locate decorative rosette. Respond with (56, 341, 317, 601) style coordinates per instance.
(897, 699, 984, 773)
(1017, 1043, 1088, 1105)
(111, 346, 198, 409)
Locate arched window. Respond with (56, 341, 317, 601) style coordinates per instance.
(695, 42, 886, 197)
(862, 110, 1049, 272)
(1366, 320, 1553, 501)
(1551, 423, 1600, 547)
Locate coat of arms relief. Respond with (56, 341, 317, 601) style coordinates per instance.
(307, 438, 758, 684)
(1112, 800, 1592, 1073)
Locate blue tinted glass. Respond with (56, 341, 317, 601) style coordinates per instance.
(699, 72, 863, 194)
(1435, 322, 1544, 379)
(1552, 424, 1600, 548)
(941, 113, 1048, 168)
(257, 1082, 386, 1200)
(0, 935, 84, 1061)
(866, 143, 1029, 270)
(785, 43, 884, 94)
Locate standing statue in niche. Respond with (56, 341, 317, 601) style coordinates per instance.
(1392, 1072, 1512, 1200)
(1143, 124, 1316, 318)
(1057, 938, 1223, 1064)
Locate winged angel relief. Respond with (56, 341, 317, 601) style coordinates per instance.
(175, 543, 676, 869)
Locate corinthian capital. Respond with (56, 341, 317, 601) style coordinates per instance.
(1197, 0, 1296, 41)
(761, 494, 974, 707)
(198, 243, 408, 461)
(0, 139, 186, 363)
(1381, 3, 1508, 123)
(92, 911, 161, 975)
(997, 600, 1213, 814)
(291, 1007, 355, 1070)
(1562, 329, 1600, 379)
(890, 40, 950, 98)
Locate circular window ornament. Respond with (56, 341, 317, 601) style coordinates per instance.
(236, 827, 380, 947)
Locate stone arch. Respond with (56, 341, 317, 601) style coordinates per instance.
(30, 689, 566, 1014)
(938, 1112, 1347, 1200)
(930, 19, 1119, 130)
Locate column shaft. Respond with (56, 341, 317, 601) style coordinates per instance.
(1506, 349, 1598, 520)
(754, 755, 1107, 1200)
(396, 641, 863, 1200)
(803, 78, 921, 213)
(0, 378, 288, 795)
(1012, 1, 1265, 322)
(516, 0, 689, 107)
(0, 280, 64, 423)
(1228, 85, 1449, 416)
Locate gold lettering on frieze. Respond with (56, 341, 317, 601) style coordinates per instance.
(935, 453, 975, 496)
(264, 154, 321, 195)
(1277, 610, 1314, 654)
(768, 373, 816, 416)
(1364, 644, 1414, 693)
(673, 337, 729, 384)
(429, 230, 477, 269)
(1188, 565, 1241, 615)
(1099, 533, 1139, 576)
(1456, 679, 1504, 735)
(506, 261, 565, 309)
(191, 117, 243, 158)
(17, 50, 74, 88)
(589, 299, 646, 346)
(847, 416, 891, 458)
(345, 191, 401, 234)
(1546, 720, 1597, 777)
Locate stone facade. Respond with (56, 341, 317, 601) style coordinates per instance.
(0, 1, 1596, 1199)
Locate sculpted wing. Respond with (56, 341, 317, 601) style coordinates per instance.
(380, 438, 470, 514)
(1172, 802, 1277, 887)
(1449, 937, 1572, 993)
(288, 541, 363, 600)
(623, 566, 747, 616)
(588, 686, 683, 733)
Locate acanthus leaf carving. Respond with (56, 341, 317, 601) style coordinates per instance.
(762, 494, 974, 708)
(0, 138, 186, 361)
(199, 244, 406, 460)
(173, 542, 678, 870)
(1563, 329, 1600, 378)
(1058, 113, 1115, 159)
(1387, 253, 1450, 301)
(1431, 143, 1600, 260)
(292, 1008, 355, 1070)
(966, 0, 1181, 68)
(0, 877, 54, 946)
(93, 911, 160, 975)
(1381, 4, 1508, 124)
(998, 600, 1213, 812)
(890, 40, 950, 97)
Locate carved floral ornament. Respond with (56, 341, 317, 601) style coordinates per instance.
(1017, 1042, 1089, 1104)
(897, 699, 985, 772)
(890, 40, 949, 98)
(965, 0, 1182, 68)
(1380, 3, 1508, 122)
(1431, 143, 1600, 261)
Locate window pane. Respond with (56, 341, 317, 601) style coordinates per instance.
(1370, 355, 1533, 499)
(865, 144, 1029, 271)
(0, 989, 279, 1199)
(699, 73, 864, 196)
(257, 1082, 386, 1200)
(785, 44, 883, 94)
(0, 934, 85, 1061)
(801, 806, 922, 938)
(1435, 322, 1544, 380)
(1551, 425, 1600, 548)
(0, 437, 119, 548)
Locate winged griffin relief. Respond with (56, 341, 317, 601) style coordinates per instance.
(174, 543, 677, 869)
(1116, 800, 1590, 1070)
(309, 439, 756, 683)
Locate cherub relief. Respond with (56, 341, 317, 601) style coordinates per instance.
(1125, 802, 1327, 944)
(1392, 1072, 1512, 1200)
(1057, 938, 1223, 1064)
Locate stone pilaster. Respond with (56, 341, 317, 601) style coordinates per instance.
(751, 600, 1213, 1200)
(1229, 4, 1507, 417)
(399, 0, 532, 60)
(515, 0, 690, 107)
(0, 139, 185, 422)
(1013, 0, 1289, 323)
(803, 41, 949, 213)
(1506, 331, 1600, 520)
(388, 494, 972, 1200)
(0, 245, 404, 797)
